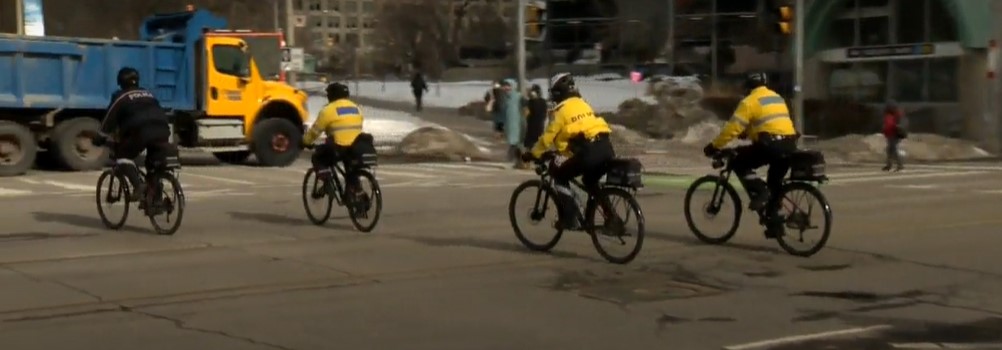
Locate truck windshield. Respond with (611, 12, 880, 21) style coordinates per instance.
(240, 36, 282, 81)
(212, 45, 252, 78)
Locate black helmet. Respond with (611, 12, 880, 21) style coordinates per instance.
(117, 67, 140, 89)
(325, 82, 350, 101)
(548, 72, 578, 103)
(744, 71, 768, 91)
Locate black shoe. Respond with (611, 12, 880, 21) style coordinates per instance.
(764, 216, 785, 239)
(882, 165, 892, 172)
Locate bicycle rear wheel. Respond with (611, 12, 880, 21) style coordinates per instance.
(302, 168, 334, 225)
(587, 187, 645, 264)
(774, 182, 833, 257)
(684, 175, 742, 244)
(346, 169, 382, 232)
(147, 172, 184, 235)
(96, 169, 130, 229)
(508, 180, 563, 252)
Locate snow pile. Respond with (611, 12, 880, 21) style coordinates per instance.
(814, 133, 992, 163)
(301, 78, 652, 113)
(304, 96, 490, 152)
(677, 121, 722, 145)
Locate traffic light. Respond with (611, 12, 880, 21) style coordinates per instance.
(773, 4, 793, 35)
(525, 4, 545, 41)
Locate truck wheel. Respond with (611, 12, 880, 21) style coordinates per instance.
(252, 118, 302, 167)
(51, 118, 107, 171)
(0, 121, 38, 177)
(213, 151, 251, 164)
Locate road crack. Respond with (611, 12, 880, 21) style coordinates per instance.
(121, 306, 298, 350)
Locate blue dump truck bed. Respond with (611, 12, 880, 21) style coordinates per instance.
(0, 34, 194, 112)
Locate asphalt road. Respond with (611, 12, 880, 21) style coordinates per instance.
(1, 158, 1001, 350)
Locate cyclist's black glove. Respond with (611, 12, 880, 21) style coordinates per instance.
(520, 152, 536, 163)
(702, 143, 718, 158)
(91, 135, 107, 147)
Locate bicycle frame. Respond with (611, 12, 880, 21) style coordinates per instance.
(531, 154, 622, 226)
(709, 149, 826, 220)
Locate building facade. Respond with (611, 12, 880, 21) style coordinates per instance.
(802, 0, 1001, 152)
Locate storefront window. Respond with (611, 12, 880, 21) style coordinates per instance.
(828, 62, 887, 102)
(895, 0, 925, 43)
(927, 57, 957, 101)
(859, 17, 890, 46)
(890, 59, 924, 101)
(928, 0, 958, 42)
(831, 18, 857, 47)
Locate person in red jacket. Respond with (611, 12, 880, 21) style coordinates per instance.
(882, 101, 905, 172)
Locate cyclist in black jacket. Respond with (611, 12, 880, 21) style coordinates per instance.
(94, 67, 173, 200)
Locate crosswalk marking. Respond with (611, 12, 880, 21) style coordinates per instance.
(184, 172, 256, 185)
(41, 180, 93, 191)
(0, 188, 31, 197)
(831, 171, 987, 184)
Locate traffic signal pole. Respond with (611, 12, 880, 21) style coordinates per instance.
(517, 0, 527, 93)
(793, 0, 805, 141)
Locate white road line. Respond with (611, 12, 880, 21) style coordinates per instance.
(831, 171, 986, 184)
(183, 172, 256, 185)
(722, 325, 892, 350)
(374, 169, 437, 179)
(0, 188, 32, 197)
(977, 189, 1002, 194)
(887, 184, 940, 190)
(889, 343, 943, 349)
(410, 163, 506, 172)
(41, 180, 93, 191)
(18, 178, 43, 185)
(828, 170, 929, 178)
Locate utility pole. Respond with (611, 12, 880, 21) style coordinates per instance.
(516, 0, 527, 93)
(793, 0, 805, 139)
(667, 0, 675, 74)
(284, 0, 297, 85)
(15, 0, 24, 35)
(710, 0, 717, 84)
(273, 0, 280, 31)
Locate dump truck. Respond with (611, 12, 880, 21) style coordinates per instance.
(0, 8, 309, 176)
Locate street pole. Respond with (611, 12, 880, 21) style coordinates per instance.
(273, 0, 280, 31)
(667, 0, 675, 74)
(15, 0, 24, 35)
(284, 0, 297, 86)
(793, 0, 806, 140)
(710, 0, 717, 85)
(516, 0, 527, 93)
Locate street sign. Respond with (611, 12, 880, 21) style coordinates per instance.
(281, 47, 305, 71)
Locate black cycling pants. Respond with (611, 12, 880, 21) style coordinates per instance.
(730, 137, 797, 215)
(551, 134, 615, 224)
(312, 141, 360, 189)
(115, 123, 172, 187)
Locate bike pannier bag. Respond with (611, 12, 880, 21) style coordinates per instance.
(351, 133, 378, 166)
(605, 158, 644, 188)
(788, 150, 826, 180)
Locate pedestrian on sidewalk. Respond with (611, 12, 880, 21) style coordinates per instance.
(882, 100, 906, 172)
(410, 72, 429, 112)
(523, 84, 548, 151)
(485, 81, 505, 138)
(501, 79, 524, 165)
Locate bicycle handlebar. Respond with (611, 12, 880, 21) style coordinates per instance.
(710, 148, 737, 169)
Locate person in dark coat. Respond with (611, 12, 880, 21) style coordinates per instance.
(410, 72, 429, 112)
(523, 84, 548, 150)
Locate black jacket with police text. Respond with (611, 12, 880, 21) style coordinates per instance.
(101, 87, 169, 135)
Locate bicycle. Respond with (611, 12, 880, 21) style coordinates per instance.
(301, 149, 383, 232)
(95, 141, 185, 235)
(508, 151, 646, 264)
(683, 148, 833, 257)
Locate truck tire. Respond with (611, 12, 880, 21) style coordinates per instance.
(213, 151, 251, 164)
(0, 121, 38, 177)
(251, 118, 302, 167)
(51, 118, 107, 171)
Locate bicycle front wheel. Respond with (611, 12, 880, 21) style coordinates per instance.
(587, 187, 645, 264)
(508, 180, 563, 252)
(346, 169, 383, 232)
(302, 168, 334, 225)
(774, 182, 833, 257)
(684, 175, 742, 244)
(147, 172, 184, 235)
(96, 169, 130, 229)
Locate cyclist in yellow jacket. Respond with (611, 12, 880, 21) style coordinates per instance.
(703, 72, 798, 238)
(522, 73, 615, 230)
(302, 82, 368, 192)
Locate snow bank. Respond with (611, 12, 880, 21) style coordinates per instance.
(304, 96, 490, 152)
(299, 78, 654, 113)
(814, 133, 991, 163)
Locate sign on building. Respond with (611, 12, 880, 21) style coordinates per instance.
(282, 47, 305, 72)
